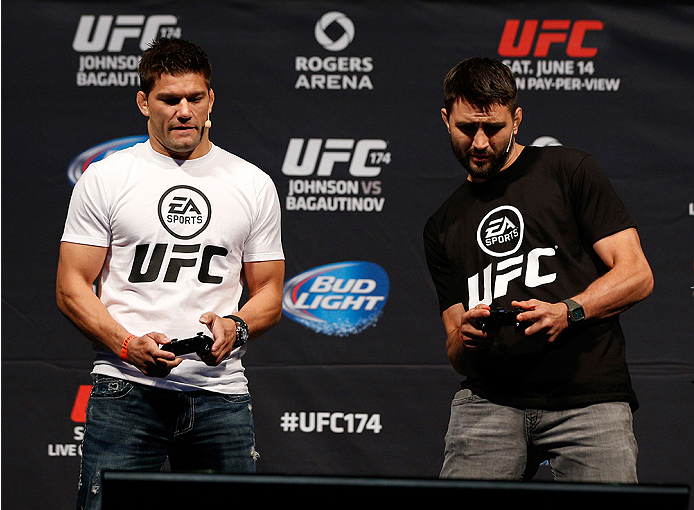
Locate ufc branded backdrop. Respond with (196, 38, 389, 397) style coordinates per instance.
(2, 1, 693, 508)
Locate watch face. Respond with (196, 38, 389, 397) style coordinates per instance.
(564, 300, 585, 324)
(571, 308, 585, 322)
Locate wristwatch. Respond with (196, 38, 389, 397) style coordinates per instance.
(224, 315, 249, 347)
(562, 298, 586, 326)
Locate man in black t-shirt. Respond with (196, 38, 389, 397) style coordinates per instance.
(424, 58, 653, 482)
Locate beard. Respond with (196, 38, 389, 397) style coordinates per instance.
(452, 137, 513, 181)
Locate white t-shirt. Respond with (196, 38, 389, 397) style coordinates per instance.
(62, 141, 284, 394)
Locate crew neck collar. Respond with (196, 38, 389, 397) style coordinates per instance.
(145, 140, 217, 168)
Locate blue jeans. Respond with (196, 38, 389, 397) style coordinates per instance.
(76, 375, 257, 510)
(440, 390, 638, 483)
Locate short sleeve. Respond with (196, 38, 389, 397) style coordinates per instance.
(423, 215, 460, 315)
(243, 176, 284, 262)
(569, 155, 636, 244)
(61, 166, 111, 247)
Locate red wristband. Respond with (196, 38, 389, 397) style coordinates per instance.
(458, 327, 464, 344)
(120, 334, 136, 361)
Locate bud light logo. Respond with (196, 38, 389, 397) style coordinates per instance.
(67, 135, 148, 185)
(283, 261, 389, 336)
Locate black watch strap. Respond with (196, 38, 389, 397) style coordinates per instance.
(562, 298, 586, 325)
(224, 315, 249, 347)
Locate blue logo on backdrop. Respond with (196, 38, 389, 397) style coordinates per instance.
(67, 135, 149, 185)
(283, 261, 389, 336)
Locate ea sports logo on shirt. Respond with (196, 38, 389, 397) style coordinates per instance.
(477, 205, 524, 257)
(158, 185, 211, 239)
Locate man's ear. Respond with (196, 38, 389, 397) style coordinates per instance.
(512, 107, 522, 134)
(441, 108, 451, 133)
(136, 91, 150, 118)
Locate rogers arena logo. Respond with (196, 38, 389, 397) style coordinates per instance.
(315, 11, 355, 51)
(498, 19, 621, 93)
(295, 11, 374, 90)
(283, 261, 389, 336)
(477, 205, 524, 257)
(67, 135, 148, 185)
(73, 14, 181, 87)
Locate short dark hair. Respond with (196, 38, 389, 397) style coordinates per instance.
(138, 38, 212, 95)
(443, 57, 517, 114)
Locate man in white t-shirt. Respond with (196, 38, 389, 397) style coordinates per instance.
(56, 38, 284, 510)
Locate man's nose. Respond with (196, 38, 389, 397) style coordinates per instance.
(472, 128, 489, 150)
(177, 99, 193, 118)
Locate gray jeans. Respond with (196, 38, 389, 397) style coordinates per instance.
(440, 390, 638, 483)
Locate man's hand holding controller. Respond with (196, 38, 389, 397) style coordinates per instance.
(161, 332, 214, 357)
(458, 305, 497, 351)
(459, 299, 574, 350)
(120, 312, 250, 373)
(119, 332, 182, 378)
(459, 304, 531, 351)
(197, 311, 249, 366)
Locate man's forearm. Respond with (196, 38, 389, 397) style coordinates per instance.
(237, 259, 284, 339)
(56, 242, 129, 355)
(573, 229, 653, 320)
(56, 281, 129, 355)
(236, 289, 282, 339)
(573, 264, 653, 320)
(446, 328, 468, 375)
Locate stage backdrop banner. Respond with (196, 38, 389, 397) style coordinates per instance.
(2, 2, 692, 509)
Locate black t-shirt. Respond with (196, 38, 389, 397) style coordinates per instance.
(424, 146, 638, 411)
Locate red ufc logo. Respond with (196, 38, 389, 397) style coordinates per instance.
(71, 385, 92, 423)
(498, 20, 604, 58)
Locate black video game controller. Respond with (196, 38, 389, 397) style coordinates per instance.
(161, 332, 213, 357)
(477, 308, 527, 332)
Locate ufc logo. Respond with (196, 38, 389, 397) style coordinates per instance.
(282, 138, 388, 177)
(467, 247, 557, 309)
(498, 20, 604, 58)
(71, 385, 92, 423)
(128, 243, 228, 284)
(72, 14, 179, 52)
